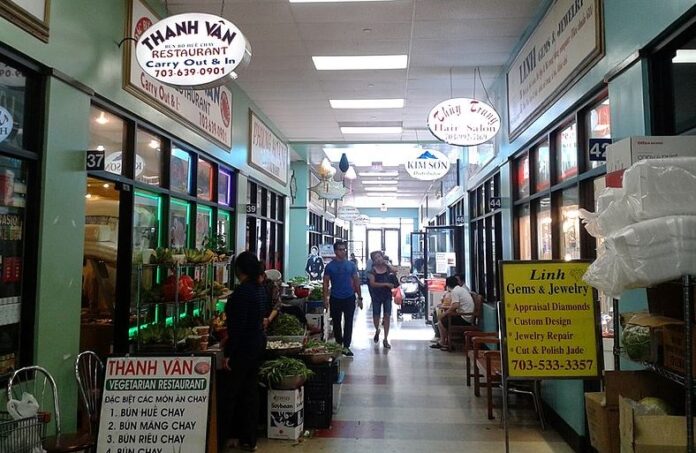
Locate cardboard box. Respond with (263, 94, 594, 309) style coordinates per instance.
(622, 313, 682, 363)
(584, 392, 619, 453)
(662, 323, 695, 375)
(619, 395, 695, 452)
(267, 388, 304, 440)
(605, 136, 696, 187)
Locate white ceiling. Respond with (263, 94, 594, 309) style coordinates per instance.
(167, 0, 543, 207)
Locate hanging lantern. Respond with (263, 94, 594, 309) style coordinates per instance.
(339, 153, 350, 173)
(318, 157, 334, 179)
(344, 166, 357, 180)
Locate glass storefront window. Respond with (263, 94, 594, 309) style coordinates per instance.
(536, 197, 552, 259)
(671, 34, 696, 133)
(534, 141, 550, 192)
(169, 199, 189, 248)
(515, 154, 529, 199)
(556, 123, 578, 182)
(560, 187, 580, 261)
(0, 156, 28, 375)
(197, 159, 213, 201)
(217, 210, 231, 249)
(135, 129, 162, 186)
(89, 107, 125, 176)
(0, 61, 27, 150)
(133, 191, 161, 252)
(195, 205, 212, 249)
(170, 146, 191, 194)
(517, 204, 531, 260)
(218, 169, 231, 205)
(586, 99, 611, 169)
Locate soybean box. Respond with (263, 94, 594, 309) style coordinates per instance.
(267, 387, 304, 440)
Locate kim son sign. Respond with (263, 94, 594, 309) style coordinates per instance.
(125, 0, 234, 149)
(427, 98, 500, 146)
(507, 0, 603, 140)
(135, 12, 250, 89)
(405, 149, 451, 181)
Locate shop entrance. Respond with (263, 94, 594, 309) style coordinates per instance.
(366, 228, 400, 265)
(80, 177, 120, 357)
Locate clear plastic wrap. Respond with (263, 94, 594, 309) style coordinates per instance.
(583, 215, 696, 296)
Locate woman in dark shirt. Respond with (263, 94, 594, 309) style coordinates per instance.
(223, 251, 266, 452)
(368, 251, 398, 349)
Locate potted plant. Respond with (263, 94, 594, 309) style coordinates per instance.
(259, 357, 314, 389)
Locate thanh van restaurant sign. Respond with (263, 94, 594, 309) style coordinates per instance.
(249, 111, 289, 185)
(499, 261, 600, 380)
(125, 0, 233, 149)
(135, 12, 251, 89)
(427, 98, 500, 146)
(405, 149, 451, 181)
(97, 356, 214, 453)
(506, 0, 603, 140)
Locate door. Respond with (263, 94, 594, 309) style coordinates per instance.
(423, 225, 465, 322)
(366, 229, 383, 260)
(366, 228, 401, 266)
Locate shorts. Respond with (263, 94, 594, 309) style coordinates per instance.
(440, 316, 470, 328)
(371, 298, 392, 317)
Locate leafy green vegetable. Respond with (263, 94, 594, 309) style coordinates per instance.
(289, 276, 309, 286)
(268, 314, 304, 336)
(622, 324, 651, 361)
(308, 286, 323, 301)
(258, 357, 314, 387)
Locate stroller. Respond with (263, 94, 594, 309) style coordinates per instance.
(396, 274, 426, 320)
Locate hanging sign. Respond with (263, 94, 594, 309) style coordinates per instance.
(507, 0, 603, 140)
(249, 111, 289, 185)
(499, 260, 600, 379)
(125, 0, 233, 148)
(404, 149, 451, 181)
(427, 98, 500, 146)
(0, 107, 13, 143)
(309, 179, 348, 201)
(338, 206, 360, 221)
(97, 355, 214, 453)
(353, 214, 370, 226)
(135, 12, 251, 89)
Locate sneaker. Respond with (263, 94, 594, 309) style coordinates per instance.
(429, 343, 442, 349)
(373, 329, 380, 344)
(383, 339, 391, 349)
(343, 347, 354, 357)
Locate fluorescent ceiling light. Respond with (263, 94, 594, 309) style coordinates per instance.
(365, 186, 397, 192)
(323, 144, 419, 167)
(330, 99, 404, 109)
(313, 55, 407, 70)
(358, 171, 399, 177)
(341, 126, 402, 134)
(365, 193, 397, 197)
(673, 49, 696, 63)
(361, 180, 397, 185)
(291, 0, 395, 2)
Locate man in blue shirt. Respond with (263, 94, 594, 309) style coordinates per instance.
(323, 241, 363, 357)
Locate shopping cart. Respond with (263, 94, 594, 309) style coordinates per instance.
(0, 411, 47, 453)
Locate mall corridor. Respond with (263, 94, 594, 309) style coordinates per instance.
(228, 292, 573, 453)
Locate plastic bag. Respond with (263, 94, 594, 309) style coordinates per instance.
(391, 287, 404, 306)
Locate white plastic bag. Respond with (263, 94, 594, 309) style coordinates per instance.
(6, 393, 45, 453)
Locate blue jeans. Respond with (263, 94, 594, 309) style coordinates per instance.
(330, 295, 356, 348)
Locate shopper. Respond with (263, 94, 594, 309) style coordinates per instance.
(223, 251, 266, 452)
(368, 251, 398, 348)
(323, 240, 363, 357)
(436, 276, 474, 351)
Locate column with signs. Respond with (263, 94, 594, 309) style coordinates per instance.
(98, 356, 213, 453)
(500, 261, 600, 378)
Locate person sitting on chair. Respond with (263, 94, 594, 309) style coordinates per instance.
(434, 276, 474, 351)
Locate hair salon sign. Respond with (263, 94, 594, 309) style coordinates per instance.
(427, 98, 500, 146)
(135, 12, 250, 89)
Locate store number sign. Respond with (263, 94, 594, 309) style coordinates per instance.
(97, 356, 213, 453)
(500, 261, 599, 379)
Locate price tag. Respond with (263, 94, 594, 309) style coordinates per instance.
(245, 204, 257, 214)
(588, 138, 612, 162)
(489, 197, 502, 210)
(86, 150, 105, 171)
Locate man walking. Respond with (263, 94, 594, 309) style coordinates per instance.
(323, 241, 363, 357)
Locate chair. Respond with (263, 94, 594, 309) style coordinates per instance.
(7, 366, 94, 453)
(75, 351, 104, 436)
(446, 291, 484, 351)
(464, 331, 497, 387)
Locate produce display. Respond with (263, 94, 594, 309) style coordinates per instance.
(136, 324, 194, 346)
(258, 357, 314, 388)
(308, 286, 323, 301)
(267, 340, 303, 350)
(289, 276, 308, 286)
(303, 339, 342, 355)
(268, 314, 305, 336)
(162, 274, 195, 301)
(637, 397, 674, 415)
(621, 324, 651, 361)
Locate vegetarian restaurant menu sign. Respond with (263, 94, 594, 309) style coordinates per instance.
(97, 356, 213, 453)
(499, 261, 600, 379)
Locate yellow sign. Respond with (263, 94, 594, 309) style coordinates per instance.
(500, 261, 599, 378)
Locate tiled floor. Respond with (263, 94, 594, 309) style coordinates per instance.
(226, 290, 574, 452)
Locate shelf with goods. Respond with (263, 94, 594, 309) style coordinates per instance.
(132, 261, 219, 353)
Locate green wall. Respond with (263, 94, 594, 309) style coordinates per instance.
(287, 161, 310, 280)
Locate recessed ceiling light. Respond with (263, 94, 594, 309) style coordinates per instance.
(95, 111, 108, 125)
(290, 0, 395, 2)
(313, 55, 407, 70)
(341, 126, 402, 134)
(361, 180, 397, 185)
(358, 171, 399, 177)
(330, 99, 404, 109)
(673, 49, 696, 63)
(365, 186, 398, 192)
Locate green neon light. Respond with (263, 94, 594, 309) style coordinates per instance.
(128, 307, 201, 339)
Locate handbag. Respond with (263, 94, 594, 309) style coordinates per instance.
(391, 287, 403, 305)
